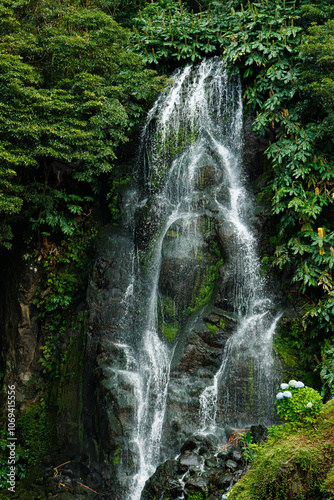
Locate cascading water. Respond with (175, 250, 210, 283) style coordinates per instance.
(104, 58, 280, 500)
(198, 133, 281, 432)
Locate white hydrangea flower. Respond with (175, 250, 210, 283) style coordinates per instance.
(295, 381, 304, 388)
(276, 392, 284, 400)
(289, 380, 297, 387)
(283, 391, 292, 398)
(306, 402, 313, 408)
(281, 383, 289, 390)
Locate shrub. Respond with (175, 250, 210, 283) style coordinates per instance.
(275, 380, 324, 424)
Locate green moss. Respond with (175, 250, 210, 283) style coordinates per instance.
(210, 240, 222, 258)
(161, 324, 179, 342)
(167, 229, 179, 238)
(206, 322, 217, 335)
(201, 216, 215, 235)
(323, 464, 334, 493)
(113, 444, 122, 467)
(219, 318, 225, 330)
(187, 492, 209, 500)
(229, 398, 334, 500)
(274, 317, 321, 388)
(17, 400, 50, 467)
(162, 296, 177, 321)
(107, 174, 131, 223)
(188, 258, 223, 313)
(149, 125, 198, 191)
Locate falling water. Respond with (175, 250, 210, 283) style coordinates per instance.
(115, 58, 280, 499)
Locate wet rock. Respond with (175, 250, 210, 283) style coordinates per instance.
(141, 434, 254, 500)
(225, 459, 238, 471)
(180, 437, 199, 454)
(168, 479, 184, 498)
(177, 332, 221, 374)
(205, 456, 218, 468)
(217, 449, 230, 460)
(196, 164, 221, 190)
(232, 450, 242, 462)
(141, 459, 179, 500)
(179, 452, 202, 472)
(134, 196, 165, 252)
(221, 473, 234, 486)
(184, 476, 208, 495)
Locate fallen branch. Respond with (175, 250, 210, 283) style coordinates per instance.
(76, 481, 99, 494)
(106, 340, 119, 349)
(220, 428, 251, 450)
(52, 461, 71, 478)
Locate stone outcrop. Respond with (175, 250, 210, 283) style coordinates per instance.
(141, 428, 267, 500)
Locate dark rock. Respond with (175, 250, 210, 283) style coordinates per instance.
(196, 164, 221, 190)
(198, 445, 210, 455)
(251, 424, 268, 444)
(221, 474, 234, 486)
(208, 470, 229, 489)
(141, 459, 179, 500)
(217, 449, 230, 460)
(180, 437, 198, 454)
(177, 333, 221, 374)
(225, 459, 238, 471)
(205, 456, 218, 468)
(167, 479, 184, 498)
(232, 450, 242, 462)
(184, 476, 208, 495)
(179, 452, 202, 471)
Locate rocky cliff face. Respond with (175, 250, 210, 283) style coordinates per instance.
(0, 79, 279, 500)
(0, 252, 43, 418)
(83, 102, 277, 499)
(0, 245, 94, 498)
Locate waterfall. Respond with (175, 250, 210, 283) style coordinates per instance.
(106, 58, 279, 499)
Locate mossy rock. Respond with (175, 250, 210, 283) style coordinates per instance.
(229, 398, 334, 499)
(206, 322, 217, 335)
(273, 316, 321, 389)
(161, 324, 179, 343)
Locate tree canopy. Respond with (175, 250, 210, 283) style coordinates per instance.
(0, 0, 164, 247)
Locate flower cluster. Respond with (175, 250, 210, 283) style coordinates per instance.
(275, 380, 323, 424)
(275, 380, 304, 400)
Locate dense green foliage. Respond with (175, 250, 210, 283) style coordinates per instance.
(33, 219, 96, 376)
(133, 0, 223, 67)
(228, 0, 334, 395)
(0, 0, 164, 249)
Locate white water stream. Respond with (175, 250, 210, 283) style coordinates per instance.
(116, 59, 280, 500)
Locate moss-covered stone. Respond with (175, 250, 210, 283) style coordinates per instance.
(273, 317, 321, 389)
(188, 258, 223, 314)
(161, 324, 179, 343)
(206, 322, 217, 335)
(229, 398, 334, 499)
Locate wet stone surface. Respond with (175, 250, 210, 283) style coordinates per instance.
(140, 428, 267, 500)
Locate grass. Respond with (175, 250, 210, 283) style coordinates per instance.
(229, 397, 334, 500)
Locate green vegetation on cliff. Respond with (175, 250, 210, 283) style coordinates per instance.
(229, 397, 334, 499)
